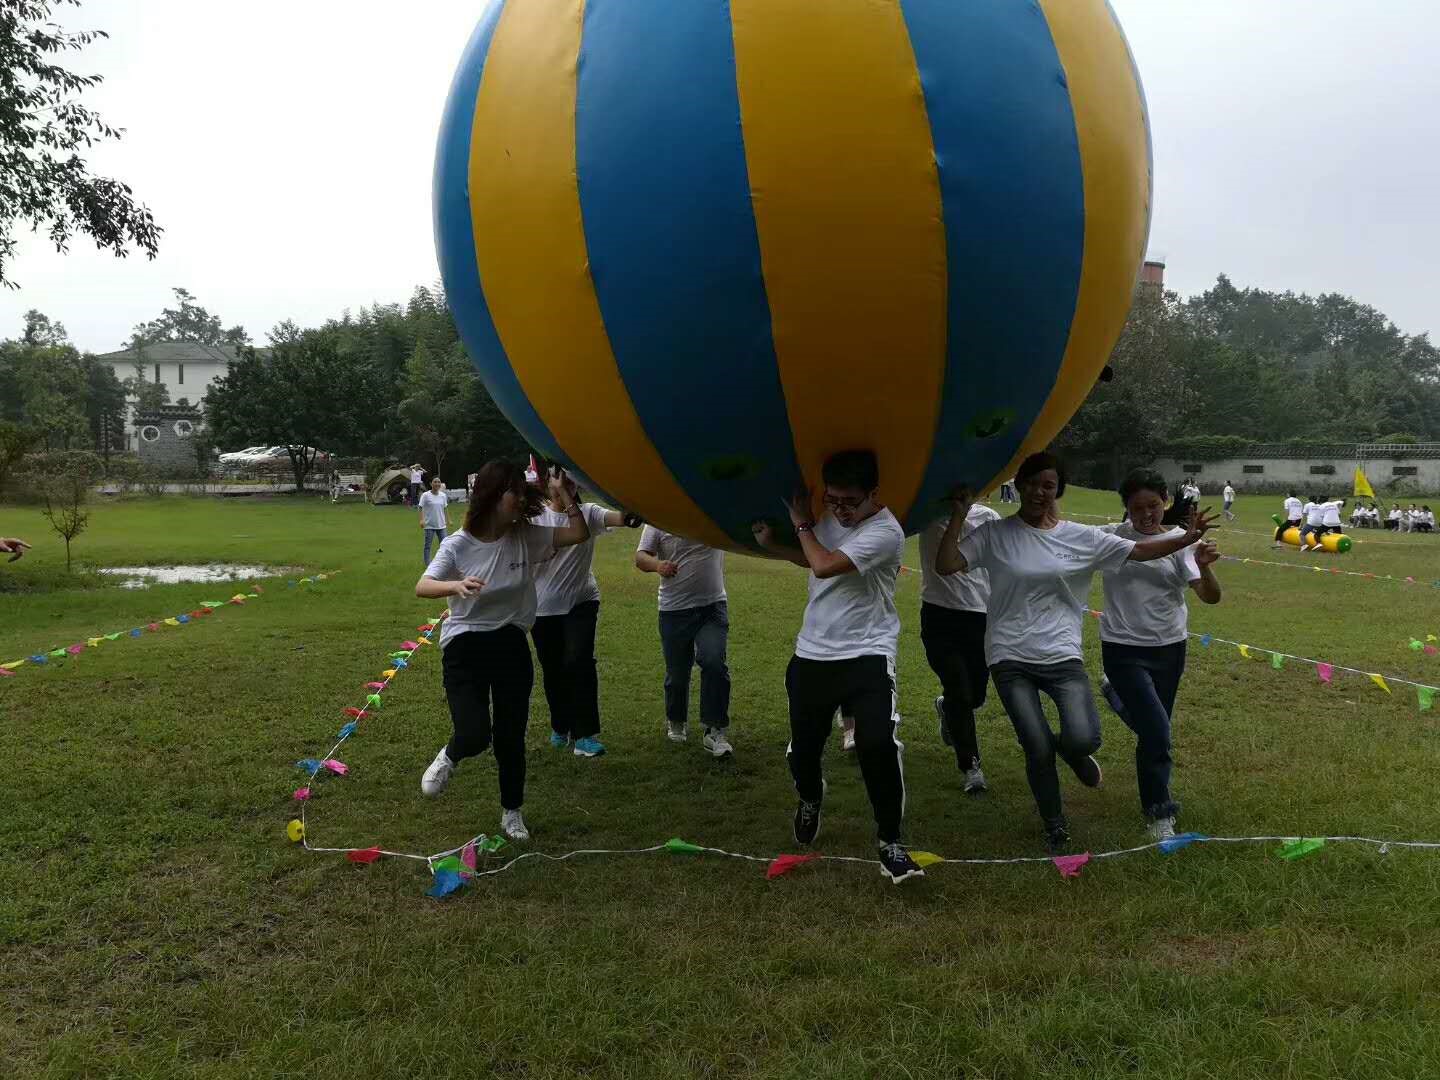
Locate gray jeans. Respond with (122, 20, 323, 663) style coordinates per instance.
(990, 658, 1101, 823)
(658, 601, 730, 729)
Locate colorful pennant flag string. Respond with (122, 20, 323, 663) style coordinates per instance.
(0, 570, 340, 678)
(1085, 610, 1440, 708)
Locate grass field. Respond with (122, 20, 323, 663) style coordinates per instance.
(4, 488, 1440, 1079)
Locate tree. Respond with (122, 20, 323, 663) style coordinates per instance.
(0, 1, 160, 287)
(134, 287, 247, 346)
(206, 330, 372, 491)
(29, 451, 93, 570)
(0, 421, 36, 495)
(398, 341, 472, 479)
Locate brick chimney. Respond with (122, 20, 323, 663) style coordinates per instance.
(1139, 259, 1166, 292)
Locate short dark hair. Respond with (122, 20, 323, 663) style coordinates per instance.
(1118, 468, 1168, 505)
(822, 449, 879, 493)
(1015, 451, 1067, 497)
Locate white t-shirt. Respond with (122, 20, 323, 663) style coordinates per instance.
(532, 503, 611, 617)
(1322, 502, 1342, 527)
(1389, 508, 1401, 521)
(418, 490, 449, 530)
(410, 468, 424, 485)
(957, 516, 1135, 666)
(1284, 496, 1303, 520)
(424, 525, 557, 645)
(637, 527, 726, 612)
(795, 509, 905, 668)
(1099, 524, 1200, 647)
(919, 504, 1002, 613)
(1223, 485, 1235, 502)
(1304, 502, 1324, 525)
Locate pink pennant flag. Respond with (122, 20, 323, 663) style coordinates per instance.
(347, 846, 383, 864)
(66, 644, 84, 655)
(766, 853, 821, 879)
(0, 667, 12, 677)
(1406, 577, 1416, 585)
(1425, 645, 1438, 656)
(1317, 663, 1333, 685)
(293, 787, 310, 801)
(364, 681, 386, 690)
(322, 759, 349, 776)
(401, 641, 420, 651)
(1053, 853, 1092, 879)
(461, 841, 478, 871)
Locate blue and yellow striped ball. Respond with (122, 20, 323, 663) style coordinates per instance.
(434, 0, 1151, 552)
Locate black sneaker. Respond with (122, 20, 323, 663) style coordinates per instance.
(878, 842, 925, 885)
(1069, 754, 1103, 789)
(793, 794, 823, 846)
(1044, 815, 1072, 852)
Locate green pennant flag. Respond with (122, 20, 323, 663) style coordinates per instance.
(478, 835, 506, 854)
(49, 648, 65, 658)
(1420, 687, 1435, 712)
(105, 632, 122, 641)
(1277, 838, 1326, 861)
(664, 838, 704, 855)
(1271, 653, 1285, 670)
(366, 693, 382, 708)
(1411, 640, 1425, 652)
(432, 855, 466, 874)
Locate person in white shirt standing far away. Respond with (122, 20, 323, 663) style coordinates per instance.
(530, 466, 643, 759)
(414, 461, 593, 843)
(635, 525, 733, 758)
(918, 496, 1002, 794)
(1221, 481, 1236, 522)
(752, 449, 923, 886)
(417, 475, 452, 565)
(1095, 469, 1222, 843)
(936, 452, 1216, 851)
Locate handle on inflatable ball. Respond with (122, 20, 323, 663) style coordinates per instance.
(1271, 514, 1284, 526)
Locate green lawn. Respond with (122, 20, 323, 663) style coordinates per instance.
(4, 489, 1440, 1079)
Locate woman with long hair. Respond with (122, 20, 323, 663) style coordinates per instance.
(414, 460, 592, 841)
(936, 452, 1215, 850)
(1096, 469, 1221, 841)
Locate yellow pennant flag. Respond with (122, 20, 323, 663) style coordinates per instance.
(1353, 466, 1376, 499)
(1370, 673, 1392, 694)
(1238, 644, 1252, 660)
(87, 637, 103, 647)
(163, 617, 180, 627)
(382, 668, 397, 678)
(2, 660, 24, 670)
(910, 851, 945, 868)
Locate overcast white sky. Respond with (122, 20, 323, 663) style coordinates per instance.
(2, 1, 1435, 352)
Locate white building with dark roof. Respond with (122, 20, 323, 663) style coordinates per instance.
(94, 341, 239, 408)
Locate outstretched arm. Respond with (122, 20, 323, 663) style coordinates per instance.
(1130, 507, 1218, 563)
(548, 470, 591, 549)
(934, 489, 973, 576)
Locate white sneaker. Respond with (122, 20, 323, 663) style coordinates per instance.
(501, 809, 530, 841)
(666, 721, 688, 743)
(963, 764, 988, 794)
(1148, 816, 1177, 842)
(842, 728, 856, 753)
(703, 727, 734, 758)
(420, 746, 455, 797)
(934, 696, 952, 747)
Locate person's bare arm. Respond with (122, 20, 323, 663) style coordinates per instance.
(750, 520, 811, 569)
(548, 470, 591, 549)
(416, 575, 482, 600)
(1130, 507, 1217, 563)
(1189, 540, 1222, 604)
(934, 489, 973, 576)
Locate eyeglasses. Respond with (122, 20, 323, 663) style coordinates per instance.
(822, 493, 867, 510)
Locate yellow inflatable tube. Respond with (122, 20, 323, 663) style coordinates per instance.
(1278, 526, 1352, 554)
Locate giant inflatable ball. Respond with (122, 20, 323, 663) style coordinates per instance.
(434, 0, 1152, 551)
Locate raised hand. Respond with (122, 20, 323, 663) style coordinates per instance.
(750, 519, 775, 549)
(1194, 539, 1220, 566)
(1184, 506, 1220, 542)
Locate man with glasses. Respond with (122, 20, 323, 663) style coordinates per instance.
(751, 449, 922, 885)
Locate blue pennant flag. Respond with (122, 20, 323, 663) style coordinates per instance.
(338, 721, 358, 739)
(1199, 634, 1213, 647)
(296, 758, 323, 773)
(427, 869, 466, 898)
(1159, 832, 1208, 854)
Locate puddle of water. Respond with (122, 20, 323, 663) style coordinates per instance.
(98, 565, 304, 590)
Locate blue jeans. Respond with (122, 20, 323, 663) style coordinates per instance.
(990, 659, 1101, 823)
(1101, 640, 1185, 820)
(423, 528, 446, 564)
(658, 601, 730, 729)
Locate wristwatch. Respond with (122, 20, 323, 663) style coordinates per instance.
(795, 521, 814, 534)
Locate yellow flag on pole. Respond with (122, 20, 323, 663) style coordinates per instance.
(1354, 466, 1375, 498)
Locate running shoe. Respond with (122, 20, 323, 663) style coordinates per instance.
(878, 842, 925, 885)
(573, 736, 605, 758)
(703, 727, 734, 759)
(934, 696, 952, 747)
(500, 809, 530, 841)
(666, 721, 688, 743)
(420, 746, 455, 797)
